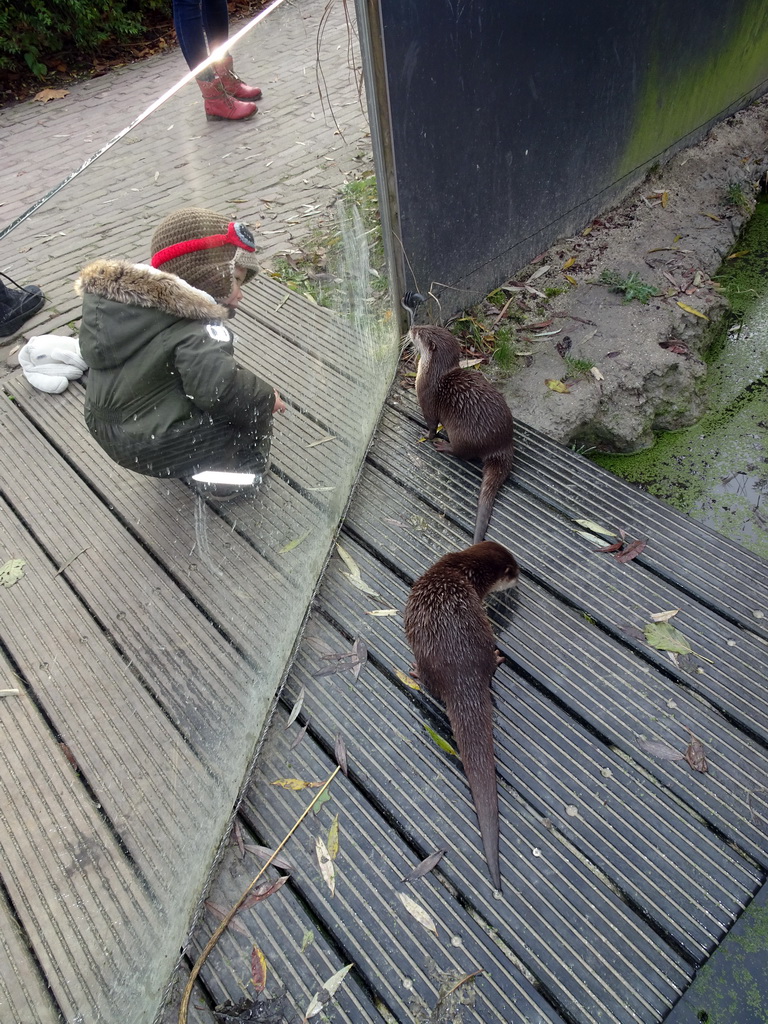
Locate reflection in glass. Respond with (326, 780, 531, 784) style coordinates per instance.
(0, 3, 397, 1021)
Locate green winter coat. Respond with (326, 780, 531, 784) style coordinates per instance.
(76, 260, 275, 478)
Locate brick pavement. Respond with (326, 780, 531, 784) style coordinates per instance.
(0, 0, 374, 358)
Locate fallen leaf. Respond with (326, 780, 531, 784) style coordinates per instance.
(279, 531, 311, 553)
(312, 788, 332, 814)
(271, 778, 323, 790)
(702, 212, 721, 221)
(545, 379, 571, 393)
(351, 636, 367, 680)
(661, 190, 669, 208)
(334, 733, 348, 776)
(306, 435, 336, 448)
(638, 739, 685, 762)
(459, 357, 483, 368)
(676, 301, 709, 320)
(327, 815, 340, 859)
(727, 250, 750, 260)
(562, 257, 576, 270)
(301, 929, 315, 952)
(397, 892, 438, 936)
(643, 621, 694, 655)
(251, 945, 268, 992)
(423, 723, 458, 757)
(34, 88, 69, 102)
(396, 667, 421, 691)
(285, 687, 305, 729)
(590, 366, 605, 381)
(240, 876, 289, 909)
(683, 729, 708, 773)
(650, 609, 680, 622)
(336, 542, 380, 596)
(527, 264, 551, 282)
(594, 541, 623, 553)
(614, 538, 648, 562)
(304, 964, 354, 1018)
(204, 901, 249, 937)
(556, 337, 572, 357)
(0, 559, 25, 587)
(242, 843, 295, 872)
(365, 608, 398, 617)
(316, 836, 336, 896)
(403, 848, 448, 882)
(564, 274, 579, 285)
(573, 519, 616, 538)
(290, 721, 309, 748)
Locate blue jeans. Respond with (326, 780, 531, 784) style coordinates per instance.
(172, 0, 230, 72)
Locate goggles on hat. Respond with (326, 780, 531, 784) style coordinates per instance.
(151, 221, 256, 269)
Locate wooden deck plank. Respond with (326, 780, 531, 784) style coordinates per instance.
(331, 501, 768, 872)
(0, 673, 163, 1023)
(370, 405, 768, 741)
(188, 841, 392, 1023)
(240, 709, 567, 1024)
(284, 590, 758, 964)
(1, 499, 221, 893)
(509, 419, 768, 639)
(0, 395, 257, 764)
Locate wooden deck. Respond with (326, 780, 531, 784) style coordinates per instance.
(2, 282, 768, 1023)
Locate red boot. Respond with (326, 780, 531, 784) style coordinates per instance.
(197, 76, 257, 120)
(214, 54, 263, 101)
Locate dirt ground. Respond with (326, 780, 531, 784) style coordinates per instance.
(490, 94, 768, 452)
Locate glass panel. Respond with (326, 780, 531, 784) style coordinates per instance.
(0, 5, 397, 1022)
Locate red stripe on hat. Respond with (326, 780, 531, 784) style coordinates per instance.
(151, 234, 230, 269)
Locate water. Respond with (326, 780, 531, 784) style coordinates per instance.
(592, 199, 768, 559)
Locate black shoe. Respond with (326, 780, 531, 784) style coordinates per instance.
(0, 285, 46, 338)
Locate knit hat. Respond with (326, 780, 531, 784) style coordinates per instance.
(149, 208, 260, 302)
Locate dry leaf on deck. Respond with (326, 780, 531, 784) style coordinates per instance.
(336, 542, 380, 596)
(396, 667, 421, 691)
(423, 723, 458, 757)
(403, 848, 448, 882)
(594, 541, 623, 553)
(204, 901, 249, 937)
(397, 892, 438, 936)
(365, 608, 398, 617)
(285, 686, 305, 729)
(351, 636, 367, 680)
(316, 836, 336, 896)
(573, 519, 616, 538)
(304, 963, 354, 1018)
(684, 728, 709, 773)
(279, 531, 311, 553)
(290, 721, 309, 748)
(271, 778, 323, 790)
(334, 733, 348, 776)
(0, 559, 25, 587)
(637, 739, 685, 762)
(243, 843, 295, 872)
(251, 945, 268, 992)
(327, 815, 340, 860)
(643, 621, 693, 656)
(614, 538, 647, 563)
(240, 875, 289, 909)
(313, 788, 332, 814)
(650, 609, 680, 623)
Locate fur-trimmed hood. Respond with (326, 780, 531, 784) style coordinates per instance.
(75, 260, 230, 321)
(76, 260, 231, 371)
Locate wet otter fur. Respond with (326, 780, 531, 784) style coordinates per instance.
(409, 324, 514, 543)
(403, 541, 520, 889)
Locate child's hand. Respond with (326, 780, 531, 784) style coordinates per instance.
(273, 390, 287, 414)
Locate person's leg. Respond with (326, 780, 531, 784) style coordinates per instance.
(172, 0, 210, 71)
(200, 0, 230, 52)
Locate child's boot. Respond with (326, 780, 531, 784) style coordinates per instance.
(197, 75, 257, 120)
(213, 54, 262, 101)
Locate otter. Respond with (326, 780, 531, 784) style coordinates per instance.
(409, 324, 514, 543)
(403, 541, 520, 889)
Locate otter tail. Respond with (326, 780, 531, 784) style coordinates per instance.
(474, 452, 512, 543)
(445, 678, 501, 889)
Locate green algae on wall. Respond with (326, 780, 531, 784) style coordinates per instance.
(618, 0, 768, 179)
(592, 198, 768, 559)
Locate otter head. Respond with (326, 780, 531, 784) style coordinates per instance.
(409, 325, 462, 374)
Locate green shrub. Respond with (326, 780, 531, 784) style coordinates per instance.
(0, 0, 165, 78)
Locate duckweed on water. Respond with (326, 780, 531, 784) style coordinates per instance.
(591, 196, 768, 558)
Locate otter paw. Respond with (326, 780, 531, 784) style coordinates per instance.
(433, 439, 453, 453)
(493, 649, 505, 666)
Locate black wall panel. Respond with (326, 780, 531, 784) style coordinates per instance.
(363, 0, 768, 317)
